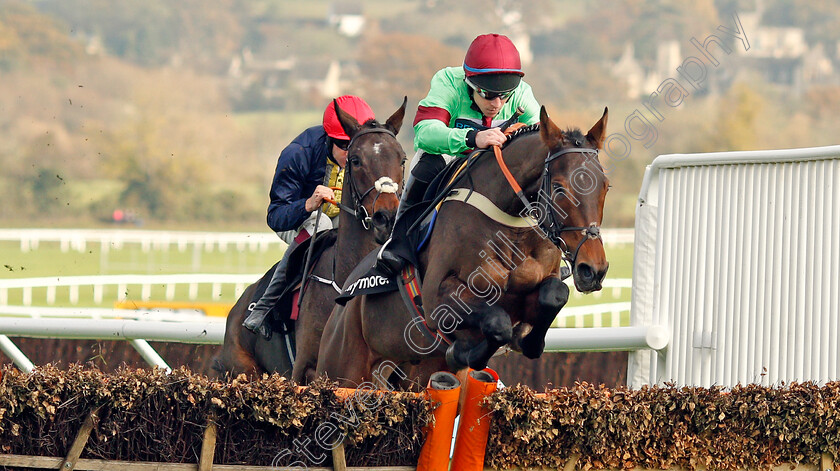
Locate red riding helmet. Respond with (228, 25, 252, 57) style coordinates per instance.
(463, 33, 524, 93)
(323, 95, 376, 140)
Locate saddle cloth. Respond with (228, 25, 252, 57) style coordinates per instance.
(334, 254, 452, 352)
(249, 229, 337, 333)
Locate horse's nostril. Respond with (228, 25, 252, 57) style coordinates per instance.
(576, 264, 595, 281)
(371, 211, 393, 228)
(597, 266, 609, 283)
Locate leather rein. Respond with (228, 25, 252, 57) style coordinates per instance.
(492, 144, 603, 274)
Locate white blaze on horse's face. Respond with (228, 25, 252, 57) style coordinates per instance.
(372, 142, 383, 155)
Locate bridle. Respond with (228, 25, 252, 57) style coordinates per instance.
(494, 144, 604, 275)
(305, 126, 401, 295)
(539, 147, 603, 272)
(329, 126, 400, 230)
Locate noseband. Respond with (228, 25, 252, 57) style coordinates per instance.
(334, 127, 400, 230)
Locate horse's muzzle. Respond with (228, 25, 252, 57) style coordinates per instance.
(573, 262, 609, 293)
(371, 210, 396, 244)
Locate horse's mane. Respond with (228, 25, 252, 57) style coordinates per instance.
(504, 123, 589, 148)
(505, 123, 540, 143)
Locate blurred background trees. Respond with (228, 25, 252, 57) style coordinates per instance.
(1, 0, 839, 228)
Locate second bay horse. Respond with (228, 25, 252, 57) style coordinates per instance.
(212, 98, 407, 382)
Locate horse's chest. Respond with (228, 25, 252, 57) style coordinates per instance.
(506, 257, 556, 292)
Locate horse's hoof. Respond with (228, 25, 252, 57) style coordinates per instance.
(518, 334, 545, 359)
(445, 344, 468, 371)
(467, 357, 490, 371)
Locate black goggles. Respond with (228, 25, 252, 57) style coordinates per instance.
(333, 139, 350, 151)
(465, 77, 515, 100)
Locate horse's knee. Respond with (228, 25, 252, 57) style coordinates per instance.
(518, 278, 569, 360)
(538, 277, 569, 314)
(479, 308, 512, 345)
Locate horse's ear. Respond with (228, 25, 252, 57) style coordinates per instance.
(334, 98, 364, 140)
(586, 107, 608, 149)
(539, 105, 563, 147)
(384, 96, 407, 136)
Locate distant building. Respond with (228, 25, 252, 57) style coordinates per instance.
(509, 30, 533, 66)
(741, 26, 808, 59)
(227, 40, 365, 110)
(328, 2, 365, 37)
(611, 43, 646, 99)
(610, 40, 684, 99)
(801, 44, 835, 84)
(293, 59, 343, 100)
(227, 48, 295, 109)
(737, 0, 839, 92)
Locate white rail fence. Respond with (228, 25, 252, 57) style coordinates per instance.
(0, 274, 258, 306)
(0, 227, 637, 252)
(0, 273, 642, 373)
(629, 145, 840, 389)
(0, 228, 642, 374)
(0, 274, 632, 314)
(0, 229, 283, 253)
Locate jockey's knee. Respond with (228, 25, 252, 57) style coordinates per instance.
(410, 152, 447, 182)
(299, 211, 335, 236)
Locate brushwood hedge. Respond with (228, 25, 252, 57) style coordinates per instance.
(0, 364, 430, 467)
(485, 382, 840, 470)
(1, 365, 839, 469)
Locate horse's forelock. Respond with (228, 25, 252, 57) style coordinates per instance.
(563, 128, 586, 147)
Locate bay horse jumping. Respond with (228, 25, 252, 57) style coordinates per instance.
(316, 107, 610, 388)
(212, 98, 407, 381)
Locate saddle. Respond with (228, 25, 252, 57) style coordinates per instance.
(334, 249, 452, 353)
(250, 229, 338, 334)
(337, 151, 485, 303)
(333, 156, 479, 350)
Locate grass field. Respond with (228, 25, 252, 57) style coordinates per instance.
(1, 237, 634, 321)
(0, 240, 286, 279)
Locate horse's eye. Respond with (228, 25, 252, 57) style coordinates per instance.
(349, 156, 361, 167)
(552, 182, 566, 196)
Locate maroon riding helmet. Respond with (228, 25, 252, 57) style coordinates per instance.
(463, 33, 524, 93)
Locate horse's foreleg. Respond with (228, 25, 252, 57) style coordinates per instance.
(291, 318, 320, 384)
(518, 277, 569, 359)
(445, 305, 512, 371)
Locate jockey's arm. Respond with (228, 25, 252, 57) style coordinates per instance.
(267, 144, 313, 233)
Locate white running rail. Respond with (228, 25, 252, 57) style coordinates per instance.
(0, 275, 645, 372)
(0, 227, 635, 252)
(0, 273, 260, 306)
(0, 229, 284, 253)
